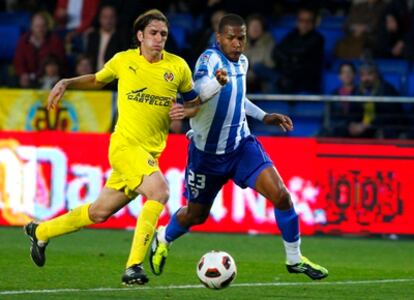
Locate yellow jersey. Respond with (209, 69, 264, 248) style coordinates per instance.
(96, 48, 194, 155)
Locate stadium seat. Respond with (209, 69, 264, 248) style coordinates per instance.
(167, 13, 194, 33)
(274, 15, 296, 27)
(288, 116, 323, 137)
(288, 102, 324, 137)
(317, 28, 344, 61)
(383, 73, 403, 94)
(406, 73, 414, 96)
(270, 26, 291, 43)
(375, 59, 409, 76)
(248, 101, 291, 136)
(292, 102, 325, 118)
(0, 25, 21, 60)
(169, 24, 187, 50)
(330, 59, 361, 72)
(0, 12, 30, 31)
(319, 15, 346, 29)
(322, 71, 341, 94)
(253, 100, 290, 115)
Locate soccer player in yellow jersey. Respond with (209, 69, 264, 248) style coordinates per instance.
(23, 9, 205, 285)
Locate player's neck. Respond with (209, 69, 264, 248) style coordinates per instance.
(139, 47, 163, 63)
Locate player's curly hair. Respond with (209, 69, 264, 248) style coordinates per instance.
(132, 9, 169, 47)
(218, 14, 245, 33)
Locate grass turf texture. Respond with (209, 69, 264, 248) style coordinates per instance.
(0, 227, 413, 299)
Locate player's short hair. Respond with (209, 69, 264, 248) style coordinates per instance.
(218, 14, 246, 33)
(132, 9, 168, 46)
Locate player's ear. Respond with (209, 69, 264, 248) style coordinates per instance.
(137, 30, 144, 43)
(216, 32, 221, 44)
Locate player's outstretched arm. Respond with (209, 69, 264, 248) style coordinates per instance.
(245, 98, 293, 132)
(263, 113, 294, 132)
(47, 74, 106, 110)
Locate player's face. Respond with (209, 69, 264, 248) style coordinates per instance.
(138, 20, 168, 57)
(217, 25, 247, 62)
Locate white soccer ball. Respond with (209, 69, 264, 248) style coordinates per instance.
(196, 250, 237, 289)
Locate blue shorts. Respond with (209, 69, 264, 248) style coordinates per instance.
(184, 135, 273, 204)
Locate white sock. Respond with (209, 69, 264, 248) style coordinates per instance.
(157, 226, 170, 245)
(283, 239, 302, 265)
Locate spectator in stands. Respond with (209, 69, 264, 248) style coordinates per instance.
(350, 62, 403, 138)
(345, 0, 387, 40)
(333, 62, 358, 96)
(13, 12, 65, 88)
(334, 22, 370, 60)
(372, 12, 407, 58)
(85, 5, 128, 72)
(74, 54, 93, 76)
(191, 9, 226, 65)
(244, 14, 276, 93)
(54, 0, 100, 53)
(38, 55, 62, 90)
(325, 62, 363, 137)
(272, 7, 324, 94)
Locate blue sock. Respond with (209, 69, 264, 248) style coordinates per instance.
(165, 209, 189, 243)
(274, 207, 300, 242)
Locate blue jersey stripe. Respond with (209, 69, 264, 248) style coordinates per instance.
(204, 79, 232, 153)
(225, 65, 244, 152)
(204, 52, 232, 153)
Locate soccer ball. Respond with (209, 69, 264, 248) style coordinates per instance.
(196, 250, 237, 289)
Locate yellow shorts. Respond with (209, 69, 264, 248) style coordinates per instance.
(105, 132, 160, 198)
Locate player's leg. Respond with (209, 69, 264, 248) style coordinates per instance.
(149, 201, 213, 275)
(24, 187, 130, 267)
(233, 136, 327, 280)
(122, 170, 169, 285)
(253, 167, 328, 280)
(149, 164, 225, 276)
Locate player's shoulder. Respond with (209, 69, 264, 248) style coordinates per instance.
(163, 50, 188, 67)
(195, 49, 221, 70)
(111, 49, 136, 61)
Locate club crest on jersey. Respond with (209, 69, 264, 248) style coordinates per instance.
(147, 158, 157, 167)
(199, 54, 210, 65)
(164, 71, 174, 82)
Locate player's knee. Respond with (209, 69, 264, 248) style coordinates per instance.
(146, 188, 170, 204)
(88, 210, 111, 224)
(276, 187, 292, 210)
(188, 212, 209, 226)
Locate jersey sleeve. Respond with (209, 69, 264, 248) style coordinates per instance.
(193, 50, 217, 81)
(95, 52, 121, 83)
(178, 58, 198, 102)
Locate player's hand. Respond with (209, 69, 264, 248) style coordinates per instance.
(215, 69, 228, 85)
(169, 103, 185, 120)
(263, 113, 293, 132)
(47, 79, 68, 110)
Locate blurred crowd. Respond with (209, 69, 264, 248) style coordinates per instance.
(1, 0, 413, 139)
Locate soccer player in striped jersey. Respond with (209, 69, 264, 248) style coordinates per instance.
(150, 14, 328, 280)
(23, 9, 216, 285)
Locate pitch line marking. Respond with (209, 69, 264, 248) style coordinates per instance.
(1, 278, 413, 295)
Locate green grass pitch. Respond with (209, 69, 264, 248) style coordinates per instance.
(0, 227, 413, 299)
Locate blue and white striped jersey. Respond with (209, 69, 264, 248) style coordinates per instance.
(191, 45, 251, 155)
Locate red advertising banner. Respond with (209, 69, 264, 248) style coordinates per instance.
(0, 131, 413, 235)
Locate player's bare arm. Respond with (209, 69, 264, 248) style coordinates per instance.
(47, 74, 106, 110)
(263, 113, 294, 132)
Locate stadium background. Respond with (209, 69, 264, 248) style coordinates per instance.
(1, 0, 413, 237)
(1, 1, 414, 299)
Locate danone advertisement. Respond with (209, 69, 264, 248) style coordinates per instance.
(0, 131, 413, 235)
